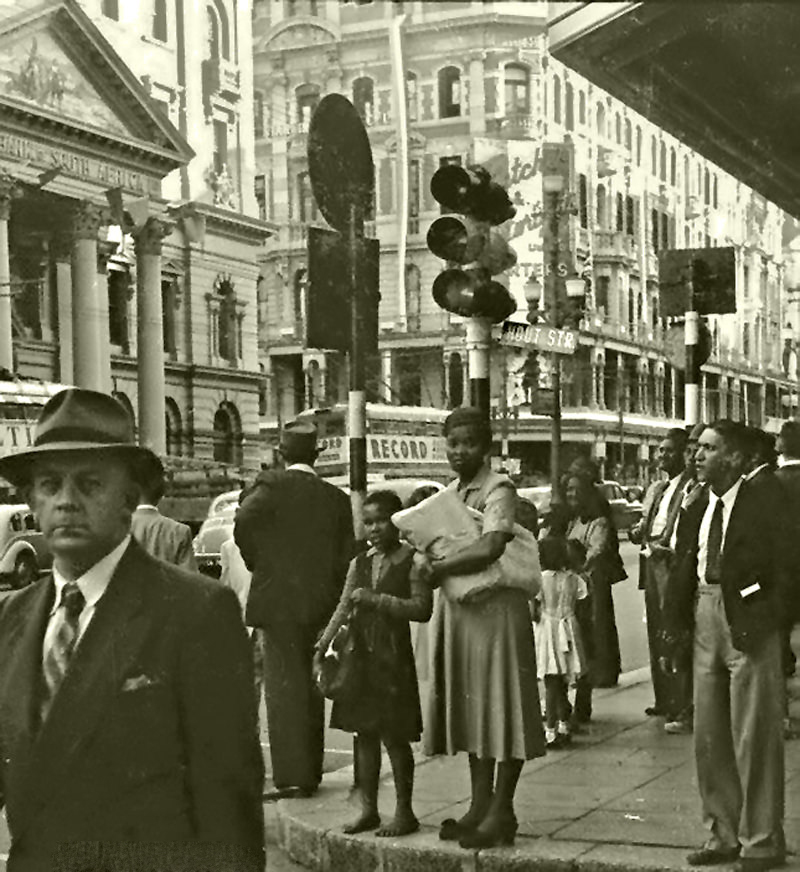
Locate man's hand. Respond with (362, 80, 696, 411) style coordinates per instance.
(349, 588, 376, 606)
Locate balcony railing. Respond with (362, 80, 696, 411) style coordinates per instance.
(201, 58, 240, 104)
(593, 230, 635, 262)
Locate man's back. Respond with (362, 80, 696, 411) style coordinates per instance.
(130, 506, 197, 571)
(235, 469, 354, 627)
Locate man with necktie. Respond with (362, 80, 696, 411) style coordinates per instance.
(630, 428, 692, 731)
(670, 420, 788, 872)
(0, 389, 265, 872)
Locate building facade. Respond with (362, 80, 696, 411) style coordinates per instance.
(0, 0, 273, 472)
(254, 0, 793, 483)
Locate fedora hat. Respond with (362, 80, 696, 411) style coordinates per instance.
(0, 388, 163, 488)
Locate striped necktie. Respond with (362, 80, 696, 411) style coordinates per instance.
(42, 582, 85, 719)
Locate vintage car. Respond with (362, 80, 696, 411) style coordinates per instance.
(0, 504, 52, 588)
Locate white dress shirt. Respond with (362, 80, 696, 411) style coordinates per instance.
(286, 463, 317, 475)
(43, 534, 132, 660)
(650, 474, 683, 538)
(745, 463, 769, 481)
(697, 478, 743, 584)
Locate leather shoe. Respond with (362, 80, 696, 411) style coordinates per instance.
(645, 706, 663, 717)
(732, 857, 785, 872)
(687, 847, 740, 866)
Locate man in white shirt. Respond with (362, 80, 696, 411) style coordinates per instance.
(630, 428, 692, 730)
(0, 388, 264, 872)
(671, 421, 787, 872)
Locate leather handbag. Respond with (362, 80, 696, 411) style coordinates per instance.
(316, 608, 362, 701)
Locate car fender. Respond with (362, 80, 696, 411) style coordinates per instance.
(0, 539, 37, 575)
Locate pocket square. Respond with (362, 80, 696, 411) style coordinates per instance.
(121, 674, 160, 693)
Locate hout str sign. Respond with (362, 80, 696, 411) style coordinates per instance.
(500, 320, 578, 355)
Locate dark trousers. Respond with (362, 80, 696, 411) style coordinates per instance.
(262, 621, 324, 791)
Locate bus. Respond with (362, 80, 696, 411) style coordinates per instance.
(293, 403, 452, 481)
(0, 377, 71, 500)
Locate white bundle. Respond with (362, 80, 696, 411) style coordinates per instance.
(392, 488, 541, 603)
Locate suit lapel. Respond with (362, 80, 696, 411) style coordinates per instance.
(14, 542, 155, 838)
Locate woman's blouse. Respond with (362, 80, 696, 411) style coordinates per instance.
(447, 464, 516, 535)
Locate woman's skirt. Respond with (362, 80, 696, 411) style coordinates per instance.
(424, 588, 545, 762)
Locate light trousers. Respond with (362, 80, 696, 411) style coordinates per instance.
(693, 586, 784, 860)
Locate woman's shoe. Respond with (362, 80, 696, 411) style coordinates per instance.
(545, 727, 561, 749)
(440, 817, 474, 841)
(458, 815, 517, 849)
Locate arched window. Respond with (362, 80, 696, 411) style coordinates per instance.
(616, 192, 624, 232)
(165, 398, 182, 457)
(595, 102, 605, 137)
(293, 268, 306, 329)
(624, 118, 632, 151)
(352, 76, 374, 125)
(712, 174, 719, 209)
(406, 71, 418, 121)
(704, 167, 711, 204)
(670, 147, 677, 187)
(564, 81, 574, 130)
(212, 403, 242, 465)
(206, 1, 230, 59)
(505, 64, 529, 115)
(578, 91, 586, 124)
(660, 142, 667, 182)
(743, 322, 750, 357)
(438, 66, 461, 118)
(614, 112, 621, 144)
(552, 74, 561, 123)
(684, 155, 691, 200)
(296, 83, 320, 129)
(152, 0, 168, 41)
(635, 126, 642, 165)
(448, 353, 464, 409)
(596, 184, 607, 229)
(650, 137, 658, 176)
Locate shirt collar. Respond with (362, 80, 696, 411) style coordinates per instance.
(51, 534, 132, 616)
(135, 504, 158, 511)
(457, 463, 491, 493)
(709, 477, 743, 510)
(745, 463, 769, 481)
(779, 458, 800, 468)
(286, 463, 317, 476)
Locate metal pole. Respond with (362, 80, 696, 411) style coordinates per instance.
(467, 316, 492, 419)
(348, 204, 367, 541)
(548, 190, 563, 500)
(685, 269, 700, 425)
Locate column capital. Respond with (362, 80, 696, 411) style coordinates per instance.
(72, 200, 108, 241)
(133, 216, 173, 256)
(0, 171, 23, 221)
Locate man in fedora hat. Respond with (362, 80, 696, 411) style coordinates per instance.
(235, 420, 354, 798)
(0, 389, 264, 872)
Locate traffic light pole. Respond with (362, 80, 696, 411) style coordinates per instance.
(547, 190, 563, 502)
(348, 204, 367, 541)
(684, 268, 700, 426)
(467, 316, 492, 418)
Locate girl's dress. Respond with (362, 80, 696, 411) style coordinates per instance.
(324, 543, 432, 741)
(535, 569, 588, 680)
(424, 465, 546, 762)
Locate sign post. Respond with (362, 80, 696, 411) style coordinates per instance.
(308, 95, 375, 541)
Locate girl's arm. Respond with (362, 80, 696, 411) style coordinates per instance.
(369, 566, 433, 622)
(315, 558, 358, 655)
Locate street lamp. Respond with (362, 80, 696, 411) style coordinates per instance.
(524, 274, 543, 324)
(565, 276, 586, 299)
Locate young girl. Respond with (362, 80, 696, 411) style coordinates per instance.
(535, 535, 588, 748)
(314, 491, 432, 837)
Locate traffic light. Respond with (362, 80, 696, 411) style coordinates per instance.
(427, 164, 517, 323)
(658, 247, 736, 317)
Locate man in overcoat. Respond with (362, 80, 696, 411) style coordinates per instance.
(235, 422, 354, 798)
(0, 389, 265, 872)
(669, 420, 788, 872)
(130, 475, 197, 570)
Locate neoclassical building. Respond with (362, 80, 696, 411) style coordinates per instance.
(254, 0, 792, 482)
(0, 0, 273, 472)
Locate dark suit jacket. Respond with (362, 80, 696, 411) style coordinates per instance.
(668, 476, 791, 654)
(234, 468, 354, 629)
(130, 506, 197, 571)
(630, 474, 689, 590)
(0, 541, 264, 872)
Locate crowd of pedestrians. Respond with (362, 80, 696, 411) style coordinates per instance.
(0, 386, 796, 872)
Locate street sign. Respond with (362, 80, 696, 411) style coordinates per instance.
(307, 94, 375, 231)
(500, 320, 579, 355)
(664, 321, 713, 370)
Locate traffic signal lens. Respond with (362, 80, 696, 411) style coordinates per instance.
(430, 165, 472, 212)
(432, 269, 476, 315)
(426, 216, 469, 263)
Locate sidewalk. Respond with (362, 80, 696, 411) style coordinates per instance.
(274, 670, 800, 872)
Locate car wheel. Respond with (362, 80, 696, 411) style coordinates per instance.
(12, 553, 37, 589)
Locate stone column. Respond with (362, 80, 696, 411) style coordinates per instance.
(381, 349, 393, 403)
(134, 216, 172, 455)
(468, 54, 486, 135)
(0, 172, 21, 373)
(71, 201, 108, 391)
(52, 235, 73, 384)
(700, 372, 708, 423)
(96, 240, 117, 394)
